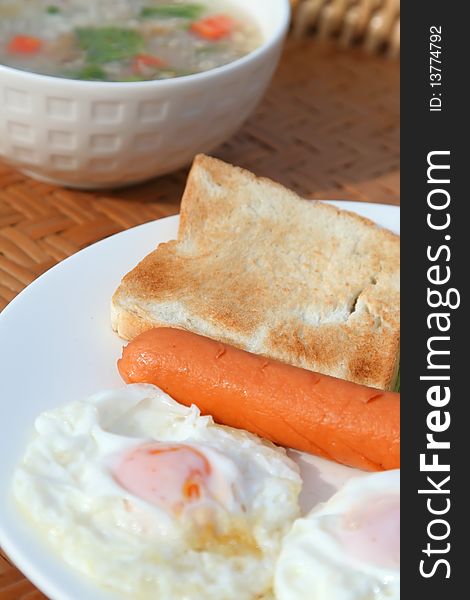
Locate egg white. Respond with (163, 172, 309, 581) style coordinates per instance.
(13, 383, 302, 600)
(275, 470, 400, 600)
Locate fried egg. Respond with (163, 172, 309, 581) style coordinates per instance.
(13, 384, 301, 600)
(275, 470, 400, 600)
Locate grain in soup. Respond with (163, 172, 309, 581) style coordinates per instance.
(0, 0, 262, 81)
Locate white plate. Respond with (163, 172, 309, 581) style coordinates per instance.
(0, 201, 399, 600)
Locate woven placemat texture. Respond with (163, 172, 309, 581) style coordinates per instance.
(0, 553, 46, 600)
(0, 39, 399, 597)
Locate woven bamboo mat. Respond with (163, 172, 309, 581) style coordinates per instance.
(0, 39, 399, 598)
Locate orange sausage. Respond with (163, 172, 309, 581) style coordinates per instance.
(118, 328, 400, 471)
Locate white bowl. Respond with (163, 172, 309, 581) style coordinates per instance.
(0, 0, 290, 189)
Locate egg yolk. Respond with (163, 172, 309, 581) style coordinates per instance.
(339, 494, 400, 569)
(114, 444, 213, 514)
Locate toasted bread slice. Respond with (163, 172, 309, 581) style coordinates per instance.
(112, 155, 400, 390)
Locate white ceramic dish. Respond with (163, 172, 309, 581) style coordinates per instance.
(0, 201, 399, 600)
(0, 0, 290, 189)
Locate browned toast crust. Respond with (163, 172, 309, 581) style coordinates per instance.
(112, 155, 400, 390)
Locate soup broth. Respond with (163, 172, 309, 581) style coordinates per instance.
(0, 1, 262, 81)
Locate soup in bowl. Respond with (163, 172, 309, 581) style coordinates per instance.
(0, 1, 263, 81)
(0, 0, 290, 188)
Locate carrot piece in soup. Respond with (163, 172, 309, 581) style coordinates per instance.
(190, 15, 236, 40)
(7, 35, 43, 55)
(132, 53, 165, 75)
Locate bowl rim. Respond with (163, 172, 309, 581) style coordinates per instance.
(0, 0, 291, 88)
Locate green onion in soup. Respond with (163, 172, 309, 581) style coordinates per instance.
(0, 0, 262, 82)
